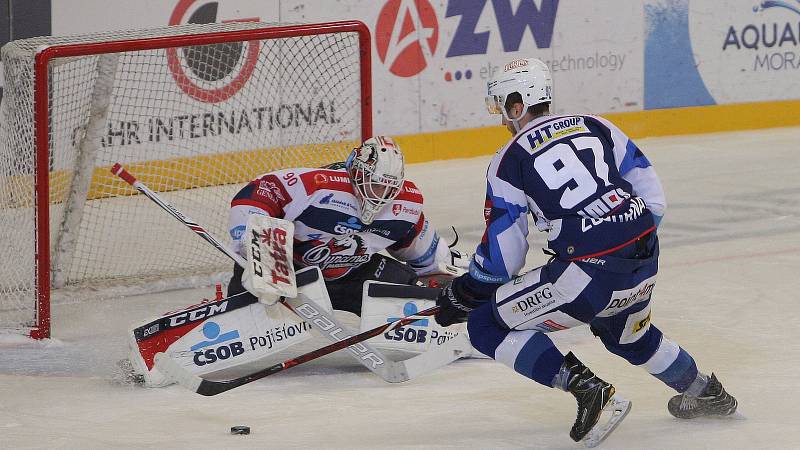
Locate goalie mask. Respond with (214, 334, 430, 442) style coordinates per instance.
(486, 58, 552, 132)
(346, 136, 405, 225)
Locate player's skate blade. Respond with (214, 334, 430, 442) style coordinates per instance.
(582, 396, 632, 448)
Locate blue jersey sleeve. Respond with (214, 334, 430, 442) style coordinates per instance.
(592, 115, 666, 221)
(464, 146, 530, 298)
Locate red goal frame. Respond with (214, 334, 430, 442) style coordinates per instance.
(30, 20, 372, 338)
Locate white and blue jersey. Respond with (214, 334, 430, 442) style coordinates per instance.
(466, 114, 665, 296)
(464, 115, 701, 396)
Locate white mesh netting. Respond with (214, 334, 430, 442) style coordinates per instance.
(0, 21, 368, 336)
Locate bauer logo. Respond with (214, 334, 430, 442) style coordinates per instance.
(167, 0, 261, 103)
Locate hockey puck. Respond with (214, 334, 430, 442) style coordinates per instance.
(230, 426, 250, 435)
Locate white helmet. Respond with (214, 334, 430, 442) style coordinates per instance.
(346, 136, 405, 224)
(486, 58, 552, 131)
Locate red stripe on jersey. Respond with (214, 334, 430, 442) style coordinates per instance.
(300, 169, 353, 195)
(567, 227, 656, 262)
(391, 212, 426, 250)
(231, 198, 282, 218)
(396, 181, 424, 204)
(241, 174, 293, 217)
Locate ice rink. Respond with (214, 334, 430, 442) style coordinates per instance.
(2, 126, 799, 449)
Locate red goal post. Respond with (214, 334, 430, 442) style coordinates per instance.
(0, 20, 372, 338)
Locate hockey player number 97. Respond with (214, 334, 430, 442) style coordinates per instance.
(533, 136, 611, 209)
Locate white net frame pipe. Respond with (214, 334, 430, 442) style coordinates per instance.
(0, 20, 372, 338)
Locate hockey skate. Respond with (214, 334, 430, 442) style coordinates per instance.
(563, 352, 632, 448)
(668, 373, 737, 419)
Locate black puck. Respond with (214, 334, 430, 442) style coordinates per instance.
(230, 426, 250, 435)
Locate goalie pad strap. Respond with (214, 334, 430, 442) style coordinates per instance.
(366, 283, 439, 301)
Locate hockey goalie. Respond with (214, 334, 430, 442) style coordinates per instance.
(123, 136, 478, 387)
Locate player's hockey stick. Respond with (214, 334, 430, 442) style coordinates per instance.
(155, 306, 471, 396)
(111, 163, 465, 387)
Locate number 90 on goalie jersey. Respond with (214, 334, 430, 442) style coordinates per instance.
(359, 281, 467, 356)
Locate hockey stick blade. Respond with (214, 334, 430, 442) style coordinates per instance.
(155, 305, 444, 396)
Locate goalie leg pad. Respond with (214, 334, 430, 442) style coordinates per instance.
(128, 267, 332, 387)
(359, 281, 476, 358)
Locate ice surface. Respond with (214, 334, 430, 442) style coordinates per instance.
(2, 127, 799, 449)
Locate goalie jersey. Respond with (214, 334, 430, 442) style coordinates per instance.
(229, 167, 446, 280)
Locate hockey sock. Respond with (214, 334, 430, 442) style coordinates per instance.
(640, 335, 700, 392)
(495, 330, 564, 387)
(467, 305, 563, 387)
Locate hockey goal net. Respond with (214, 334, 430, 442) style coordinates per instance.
(0, 20, 371, 338)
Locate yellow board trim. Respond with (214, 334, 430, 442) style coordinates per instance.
(396, 99, 800, 163)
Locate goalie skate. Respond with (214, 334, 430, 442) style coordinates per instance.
(581, 396, 632, 448)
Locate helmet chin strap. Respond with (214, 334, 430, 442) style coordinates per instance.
(505, 105, 525, 133)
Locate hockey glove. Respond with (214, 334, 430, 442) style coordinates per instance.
(435, 276, 484, 327)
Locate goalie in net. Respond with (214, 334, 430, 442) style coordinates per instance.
(227, 135, 463, 313)
(124, 136, 473, 386)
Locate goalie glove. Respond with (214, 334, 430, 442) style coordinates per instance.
(409, 232, 471, 277)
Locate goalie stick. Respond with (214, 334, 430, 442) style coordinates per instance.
(111, 163, 465, 386)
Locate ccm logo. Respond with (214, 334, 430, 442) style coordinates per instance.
(168, 301, 229, 327)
